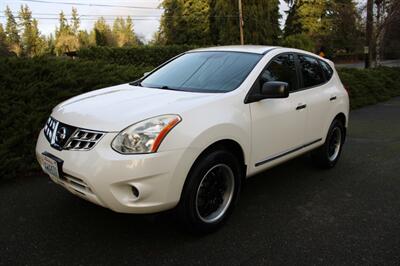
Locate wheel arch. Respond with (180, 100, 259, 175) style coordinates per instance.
(178, 138, 247, 203)
(333, 112, 347, 141)
(191, 139, 247, 177)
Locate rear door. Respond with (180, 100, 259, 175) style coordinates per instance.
(295, 54, 333, 143)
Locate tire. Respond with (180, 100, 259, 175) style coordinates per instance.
(311, 119, 345, 169)
(177, 148, 242, 234)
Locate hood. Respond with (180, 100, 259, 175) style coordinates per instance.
(52, 83, 217, 131)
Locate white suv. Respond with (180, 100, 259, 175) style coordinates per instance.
(36, 46, 349, 232)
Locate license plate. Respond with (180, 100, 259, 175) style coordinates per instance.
(42, 153, 61, 179)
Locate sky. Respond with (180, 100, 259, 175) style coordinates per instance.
(0, 0, 289, 43)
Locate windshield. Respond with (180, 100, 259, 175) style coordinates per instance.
(139, 51, 262, 93)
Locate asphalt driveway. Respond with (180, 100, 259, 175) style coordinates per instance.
(1, 98, 400, 265)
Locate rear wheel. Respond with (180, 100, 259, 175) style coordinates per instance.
(312, 119, 345, 168)
(177, 149, 242, 233)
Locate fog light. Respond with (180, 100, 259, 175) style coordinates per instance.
(131, 185, 139, 198)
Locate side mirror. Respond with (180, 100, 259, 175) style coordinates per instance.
(261, 81, 289, 99)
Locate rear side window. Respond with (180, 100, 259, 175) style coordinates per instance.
(319, 60, 334, 81)
(261, 54, 298, 92)
(298, 55, 325, 88)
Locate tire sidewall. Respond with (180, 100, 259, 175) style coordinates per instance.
(324, 119, 345, 167)
(178, 149, 242, 233)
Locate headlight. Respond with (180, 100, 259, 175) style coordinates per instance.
(111, 115, 181, 154)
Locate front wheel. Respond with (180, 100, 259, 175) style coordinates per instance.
(311, 119, 345, 169)
(177, 149, 242, 234)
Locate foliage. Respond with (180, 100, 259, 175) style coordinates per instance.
(77, 45, 197, 66)
(338, 67, 400, 109)
(282, 34, 315, 52)
(0, 23, 14, 57)
(2, 6, 140, 57)
(159, 0, 211, 45)
(381, 0, 400, 59)
(157, 0, 281, 45)
(0, 57, 152, 179)
(4, 6, 22, 56)
(0, 55, 399, 179)
(241, 0, 281, 45)
(91, 17, 114, 46)
(19, 5, 46, 57)
(54, 10, 80, 55)
(0, 23, 6, 46)
(284, 0, 363, 55)
(112, 17, 138, 47)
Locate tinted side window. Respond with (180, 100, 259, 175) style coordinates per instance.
(319, 60, 334, 81)
(298, 55, 325, 88)
(261, 54, 297, 92)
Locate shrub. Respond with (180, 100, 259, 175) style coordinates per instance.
(0, 57, 399, 179)
(77, 45, 197, 66)
(337, 67, 400, 109)
(0, 57, 151, 179)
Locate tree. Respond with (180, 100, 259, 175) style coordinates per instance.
(158, 0, 185, 44)
(374, 0, 400, 65)
(284, 0, 329, 38)
(4, 6, 21, 55)
(78, 30, 91, 48)
(31, 19, 46, 56)
(157, 0, 280, 45)
(113, 16, 138, 47)
(45, 33, 55, 55)
(0, 23, 7, 53)
(242, 0, 281, 44)
(0, 23, 14, 56)
(328, 0, 363, 53)
(91, 17, 114, 46)
(159, 0, 211, 45)
(71, 7, 80, 35)
(56, 11, 69, 38)
(19, 5, 45, 57)
(0, 23, 6, 44)
(284, 0, 362, 55)
(125, 16, 137, 46)
(209, 0, 239, 44)
(55, 9, 80, 55)
(55, 33, 80, 54)
(382, 0, 400, 59)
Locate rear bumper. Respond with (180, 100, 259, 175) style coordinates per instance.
(35, 129, 199, 214)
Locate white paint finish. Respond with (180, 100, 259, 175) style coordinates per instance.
(36, 46, 349, 214)
(248, 92, 307, 173)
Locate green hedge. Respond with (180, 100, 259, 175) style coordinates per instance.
(77, 45, 197, 66)
(338, 67, 400, 109)
(0, 57, 151, 179)
(0, 57, 399, 179)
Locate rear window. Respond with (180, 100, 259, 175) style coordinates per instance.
(298, 54, 325, 88)
(319, 60, 334, 81)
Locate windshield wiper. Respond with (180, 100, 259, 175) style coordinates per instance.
(151, 85, 182, 91)
(129, 79, 143, 86)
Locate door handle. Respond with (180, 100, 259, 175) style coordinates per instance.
(296, 104, 307, 110)
(330, 96, 337, 101)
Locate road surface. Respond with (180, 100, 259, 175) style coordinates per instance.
(1, 98, 400, 265)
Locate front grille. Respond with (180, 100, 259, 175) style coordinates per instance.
(44, 116, 104, 151)
(64, 129, 104, 151)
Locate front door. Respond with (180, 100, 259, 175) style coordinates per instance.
(249, 53, 307, 171)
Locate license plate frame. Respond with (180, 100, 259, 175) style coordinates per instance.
(42, 152, 64, 180)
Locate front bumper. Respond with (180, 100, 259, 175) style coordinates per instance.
(35, 129, 199, 214)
